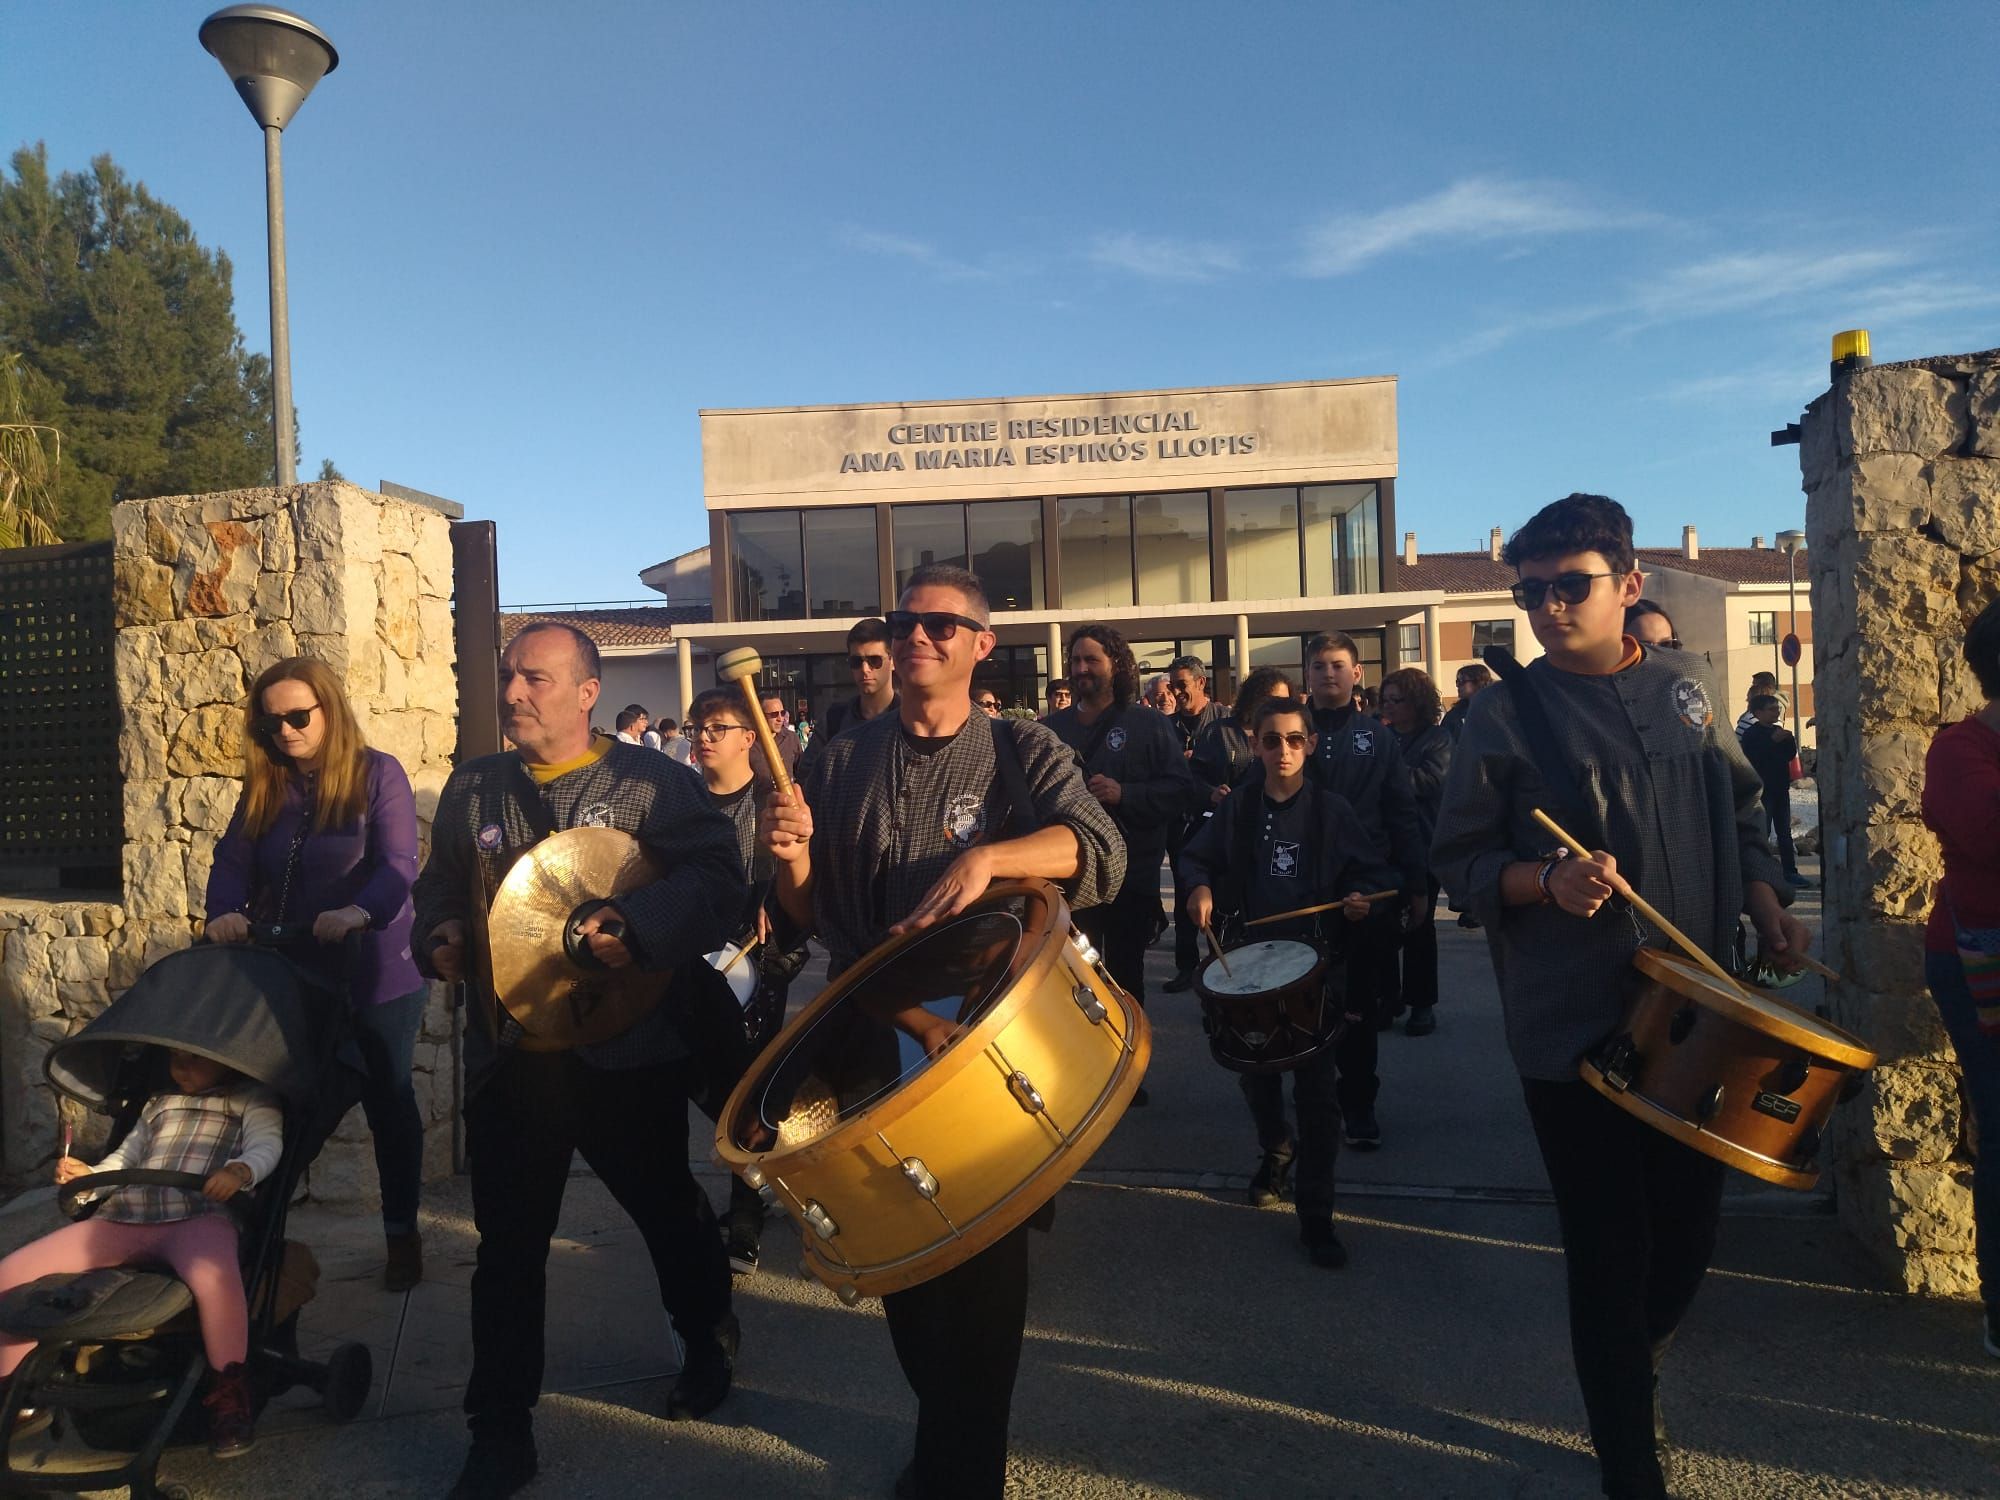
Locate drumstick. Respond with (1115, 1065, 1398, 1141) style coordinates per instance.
(721, 937, 759, 976)
(1530, 809, 1754, 1002)
(1246, 891, 1401, 927)
(1201, 920, 1233, 978)
(1794, 952, 1843, 984)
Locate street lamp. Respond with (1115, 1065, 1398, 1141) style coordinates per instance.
(1777, 528, 1806, 749)
(198, 5, 338, 487)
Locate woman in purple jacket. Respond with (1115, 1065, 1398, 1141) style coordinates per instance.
(205, 656, 427, 1291)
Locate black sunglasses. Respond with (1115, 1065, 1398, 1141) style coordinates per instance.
(887, 610, 987, 642)
(847, 653, 888, 669)
(252, 706, 318, 737)
(1509, 571, 1620, 611)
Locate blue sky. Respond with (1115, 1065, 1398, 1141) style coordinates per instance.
(8, 2, 1995, 604)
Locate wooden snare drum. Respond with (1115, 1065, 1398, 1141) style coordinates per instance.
(1581, 947, 1876, 1190)
(714, 879, 1148, 1300)
(1194, 938, 1340, 1074)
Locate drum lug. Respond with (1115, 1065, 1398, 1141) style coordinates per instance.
(1006, 1070, 1047, 1116)
(1796, 1124, 1822, 1163)
(835, 1282, 861, 1307)
(756, 1183, 778, 1208)
(1773, 1054, 1811, 1095)
(1598, 1035, 1639, 1093)
(1072, 983, 1108, 1024)
(900, 1156, 941, 1201)
(1698, 1084, 1725, 1122)
(1073, 936, 1101, 968)
(800, 1200, 839, 1241)
(1668, 1005, 1698, 1046)
(738, 1162, 767, 1192)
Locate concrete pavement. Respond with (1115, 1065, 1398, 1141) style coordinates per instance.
(7, 861, 1997, 1497)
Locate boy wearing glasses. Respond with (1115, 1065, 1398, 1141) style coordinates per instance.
(760, 565, 1122, 1500)
(1432, 492, 1810, 1500)
(1180, 696, 1396, 1268)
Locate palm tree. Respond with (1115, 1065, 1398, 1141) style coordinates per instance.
(0, 353, 63, 548)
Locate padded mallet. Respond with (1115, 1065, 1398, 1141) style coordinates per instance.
(715, 646, 794, 799)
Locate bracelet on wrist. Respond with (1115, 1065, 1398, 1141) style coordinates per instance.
(1536, 848, 1569, 904)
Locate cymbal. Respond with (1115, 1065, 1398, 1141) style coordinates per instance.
(487, 827, 672, 1050)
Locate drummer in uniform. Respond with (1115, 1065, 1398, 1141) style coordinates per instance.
(1180, 694, 1398, 1268)
(1431, 493, 1809, 1500)
(413, 621, 746, 1500)
(760, 563, 1123, 1500)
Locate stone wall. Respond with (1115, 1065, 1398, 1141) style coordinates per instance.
(0, 481, 460, 1207)
(1801, 348, 1999, 1297)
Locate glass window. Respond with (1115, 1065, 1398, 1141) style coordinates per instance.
(1134, 491, 1211, 605)
(1225, 487, 1300, 600)
(1302, 483, 1380, 596)
(1399, 623, 1423, 662)
(968, 500, 1044, 611)
(730, 510, 805, 620)
(1248, 635, 1304, 678)
(892, 504, 968, 595)
(1748, 611, 1778, 646)
(1471, 619, 1515, 653)
(803, 507, 879, 617)
(1058, 495, 1134, 609)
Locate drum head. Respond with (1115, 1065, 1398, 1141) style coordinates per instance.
(1201, 940, 1320, 996)
(729, 892, 1042, 1152)
(703, 945, 758, 1008)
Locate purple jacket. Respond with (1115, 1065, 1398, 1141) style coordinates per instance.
(206, 748, 423, 1008)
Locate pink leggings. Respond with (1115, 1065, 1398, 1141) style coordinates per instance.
(0, 1215, 246, 1376)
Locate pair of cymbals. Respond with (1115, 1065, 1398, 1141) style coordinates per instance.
(485, 827, 671, 1050)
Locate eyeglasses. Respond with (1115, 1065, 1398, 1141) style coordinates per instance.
(1258, 732, 1311, 751)
(695, 724, 753, 741)
(1658, 636, 1682, 650)
(847, 653, 888, 670)
(1510, 571, 1619, 611)
(887, 610, 986, 642)
(252, 706, 318, 737)
(975, 698, 998, 709)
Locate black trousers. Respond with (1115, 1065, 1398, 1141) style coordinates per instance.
(1521, 1078, 1726, 1499)
(1395, 878, 1441, 1014)
(1763, 784, 1799, 879)
(462, 1050, 731, 1426)
(882, 1224, 1033, 1500)
(1170, 821, 1203, 972)
(1077, 856, 1161, 1006)
(1240, 1044, 1342, 1221)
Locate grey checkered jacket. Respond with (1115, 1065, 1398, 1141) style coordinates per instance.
(412, 740, 744, 1092)
(1431, 646, 1789, 1081)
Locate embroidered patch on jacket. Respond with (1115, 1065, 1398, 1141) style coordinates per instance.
(1106, 727, 1128, 752)
(1672, 679, 1714, 731)
(1270, 840, 1300, 877)
(577, 802, 614, 829)
(1351, 729, 1374, 755)
(476, 823, 504, 851)
(943, 792, 986, 848)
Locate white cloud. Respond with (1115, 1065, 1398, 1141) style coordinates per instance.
(1627, 248, 1912, 324)
(835, 226, 940, 264)
(1299, 175, 1653, 277)
(833, 224, 1015, 281)
(1086, 231, 1241, 282)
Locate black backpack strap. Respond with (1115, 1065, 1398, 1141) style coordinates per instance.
(1223, 778, 1259, 918)
(1482, 645, 1601, 851)
(1077, 702, 1126, 767)
(988, 714, 1039, 839)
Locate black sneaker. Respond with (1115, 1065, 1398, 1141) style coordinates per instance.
(1456, 913, 1481, 930)
(1163, 967, 1197, 994)
(1404, 1005, 1436, 1036)
(668, 1313, 739, 1422)
(1343, 1113, 1381, 1150)
(1300, 1219, 1349, 1269)
(448, 1425, 538, 1500)
(1247, 1148, 1294, 1207)
(726, 1218, 762, 1276)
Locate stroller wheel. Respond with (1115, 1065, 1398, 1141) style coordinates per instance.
(322, 1342, 372, 1423)
(156, 1486, 193, 1500)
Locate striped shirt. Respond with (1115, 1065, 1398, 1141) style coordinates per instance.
(1431, 645, 1788, 1081)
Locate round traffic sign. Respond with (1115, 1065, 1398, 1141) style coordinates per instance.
(1781, 634, 1802, 667)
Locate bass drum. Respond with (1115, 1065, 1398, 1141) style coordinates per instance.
(714, 880, 1148, 1300)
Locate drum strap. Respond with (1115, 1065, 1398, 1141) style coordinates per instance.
(987, 714, 1038, 839)
(1223, 776, 1323, 920)
(1483, 645, 1605, 853)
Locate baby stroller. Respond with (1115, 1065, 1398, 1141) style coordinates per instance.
(0, 936, 374, 1499)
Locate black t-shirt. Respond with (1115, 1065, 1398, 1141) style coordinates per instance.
(1739, 721, 1796, 791)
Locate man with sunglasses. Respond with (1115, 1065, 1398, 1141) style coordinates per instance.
(413, 621, 746, 1500)
(1044, 625, 1198, 1105)
(1181, 695, 1397, 1267)
(810, 618, 898, 749)
(1163, 657, 1227, 994)
(759, 565, 1121, 1500)
(1433, 493, 1811, 1500)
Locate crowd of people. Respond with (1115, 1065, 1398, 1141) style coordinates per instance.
(16, 492, 1997, 1500)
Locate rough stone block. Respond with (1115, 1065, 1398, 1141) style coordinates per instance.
(369, 711, 426, 769)
(405, 652, 457, 716)
(412, 524, 453, 598)
(141, 920, 192, 970)
(335, 487, 383, 564)
(1852, 633, 1941, 723)
(377, 554, 421, 660)
(255, 511, 297, 574)
(240, 620, 299, 679)
(113, 629, 164, 707)
(253, 570, 292, 621)
(55, 978, 110, 1021)
(1968, 366, 2000, 459)
(167, 704, 242, 777)
(166, 648, 246, 713)
(107, 923, 148, 990)
(184, 519, 261, 617)
(113, 557, 175, 626)
(294, 633, 350, 675)
(1854, 727, 1933, 824)
(179, 777, 240, 836)
(1823, 452, 1931, 535)
(1925, 457, 2000, 555)
(1832, 982, 1950, 1066)
(291, 561, 344, 636)
(123, 778, 171, 836)
(158, 618, 199, 654)
(124, 843, 188, 921)
(377, 503, 419, 555)
(1850, 534, 1961, 635)
(184, 835, 216, 917)
(1840, 367, 1970, 461)
(50, 937, 109, 984)
(1840, 917, 1928, 997)
(0, 929, 57, 1018)
(420, 712, 457, 765)
(417, 597, 453, 658)
(295, 492, 344, 563)
(192, 616, 249, 652)
(1864, 1061, 1962, 1163)
(120, 706, 167, 784)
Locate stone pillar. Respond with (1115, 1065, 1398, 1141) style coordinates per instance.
(1800, 350, 1998, 1298)
(1424, 603, 1442, 685)
(1234, 615, 1252, 686)
(1045, 621, 1063, 693)
(676, 636, 695, 723)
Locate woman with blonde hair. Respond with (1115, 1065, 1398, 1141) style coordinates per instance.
(205, 656, 427, 1291)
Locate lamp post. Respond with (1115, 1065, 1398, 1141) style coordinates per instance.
(198, 6, 338, 487)
(1777, 529, 1806, 749)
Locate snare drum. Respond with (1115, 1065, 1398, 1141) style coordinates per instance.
(1195, 938, 1341, 1074)
(703, 944, 758, 1009)
(1581, 947, 1876, 1190)
(714, 880, 1147, 1301)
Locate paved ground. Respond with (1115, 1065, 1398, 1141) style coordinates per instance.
(6, 858, 1998, 1498)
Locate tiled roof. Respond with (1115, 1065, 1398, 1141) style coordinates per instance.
(1637, 547, 1807, 584)
(500, 605, 712, 648)
(1389, 551, 1517, 594)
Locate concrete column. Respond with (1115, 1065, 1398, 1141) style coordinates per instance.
(1424, 603, 1441, 684)
(1046, 621, 1063, 691)
(676, 636, 695, 721)
(1234, 614, 1251, 684)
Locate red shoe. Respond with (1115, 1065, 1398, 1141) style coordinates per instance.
(204, 1362, 256, 1458)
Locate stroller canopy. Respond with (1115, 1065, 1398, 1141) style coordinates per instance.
(46, 944, 341, 1113)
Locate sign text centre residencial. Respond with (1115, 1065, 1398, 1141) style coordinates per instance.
(839, 407, 1258, 475)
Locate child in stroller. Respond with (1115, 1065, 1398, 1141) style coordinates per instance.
(1, 1047, 285, 1458)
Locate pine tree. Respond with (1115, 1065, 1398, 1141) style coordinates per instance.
(0, 144, 283, 542)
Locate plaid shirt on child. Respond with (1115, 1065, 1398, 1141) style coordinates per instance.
(94, 1084, 284, 1225)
